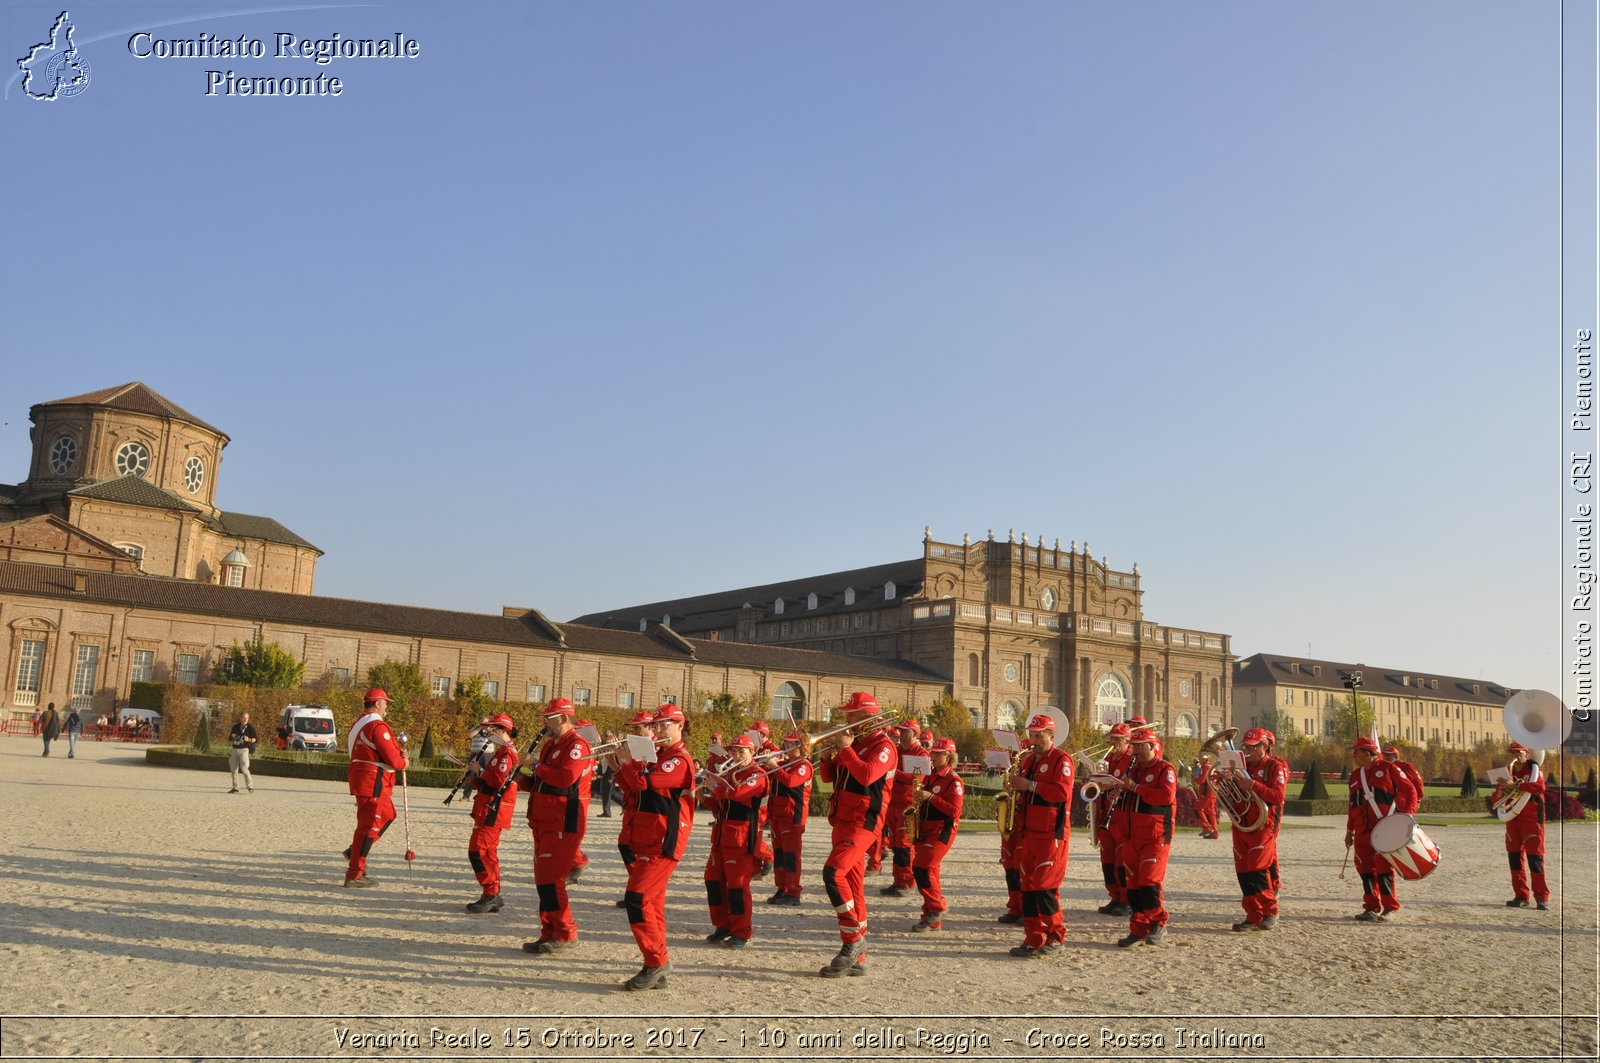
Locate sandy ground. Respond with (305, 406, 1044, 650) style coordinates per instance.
(0, 737, 1595, 1063)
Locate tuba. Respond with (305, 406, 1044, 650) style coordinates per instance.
(1200, 727, 1271, 833)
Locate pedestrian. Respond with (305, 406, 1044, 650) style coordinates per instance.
(228, 712, 258, 793)
(64, 707, 83, 758)
(40, 703, 61, 757)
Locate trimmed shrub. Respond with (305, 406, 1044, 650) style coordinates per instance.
(1459, 764, 1479, 797)
(420, 724, 436, 760)
(1298, 761, 1330, 800)
(193, 715, 211, 753)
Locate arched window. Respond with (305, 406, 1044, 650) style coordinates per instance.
(772, 681, 806, 722)
(884, 581, 896, 600)
(807, 593, 817, 610)
(998, 700, 1022, 730)
(968, 653, 980, 687)
(1175, 713, 1197, 738)
(1093, 674, 1130, 728)
(844, 587, 855, 606)
(774, 599, 784, 615)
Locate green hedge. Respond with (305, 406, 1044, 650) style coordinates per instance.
(1283, 795, 1494, 817)
(144, 747, 461, 788)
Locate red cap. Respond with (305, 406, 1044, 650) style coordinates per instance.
(730, 734, 757, 750)
(653, 704, 686, 724)
(1107, 723, 1131, 738)
(1352, 737, 1380, 754)
(482, 713, 515, 732)
(1242, 727, 1273, 747)
(931, 737, 957, 754)
(1026, 713, 1057, 732)
(1127, 715, 1149, 728)
(898, 720, 919, 733)
(784, 730, 804, 743)
(921, 729, 934, 742)
(363, 688, 389, 706)
(542, 697, 575, 718)
(1383, 745, 1400, 756)
(1130, 728, 1157, 745)
(628, 710, 657, 726)
(752, 721, 770, 735)
(1508, 740, 1530, 753)
(844, 691, 880, 715)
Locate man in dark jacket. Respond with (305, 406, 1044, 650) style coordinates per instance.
(40, 703, 61, 756)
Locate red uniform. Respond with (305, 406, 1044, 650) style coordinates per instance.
(819, 729, 897, 952)
(768, 755, 813, 901)
(345, 711, 407, 883)
(1231, 753, 1287, 926)
(1192, 760, 1219, 838)
(1347, 760, 1418, 916)
(1119, 756, 1177, 940)
(1015, 745, 1073, 948)
(467, 740, 520, 897)
(998, 751, 1023, 920)
(884, 739, 927, 889)
(912, 763, 963, 922)
(1098, 747, 1134, 908)
(617, 741, 696, 967)
(1504, 759, 1549, 905)
(526, 728, 591, 944)
(704, 760, 768, 942)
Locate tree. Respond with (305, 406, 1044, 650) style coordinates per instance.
(366, 660, 428, 712)
(454, 674, 499, 718)
(1329, 693, 1377, 746)
(222, 635, 306, 689)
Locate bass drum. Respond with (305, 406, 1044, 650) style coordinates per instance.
(1370, 813, 1441, 881)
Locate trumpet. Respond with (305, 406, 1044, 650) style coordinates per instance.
(578, 735, 667, 763)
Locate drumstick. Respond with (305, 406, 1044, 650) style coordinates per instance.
(1338, 840, 1351, 880)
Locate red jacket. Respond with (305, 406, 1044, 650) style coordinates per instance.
(1100, 747, 1134, 831)
(1018, 746, 1074, 840)
(1125, 756, 1177, 845)
(618, 741, 696, 859)
(1508, 759, 1548, 823)
(821, 728, 898, 832)
(526, 728, 591, 835)
(769, 757, 813, 827)
(347, 713, 407, 798)
(887, 741, 928, 816)
(1243, 753, 1289, 835)
(1347, 761, 1418, 835)
(709, 762, 769, 855)
(470, 741, 520, 829)
(917, 764, 964, 845)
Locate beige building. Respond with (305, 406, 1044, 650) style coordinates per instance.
(0, 383, 320, 594)
(572, 528, 1235, 735)
(1232, 652, 1511, 750)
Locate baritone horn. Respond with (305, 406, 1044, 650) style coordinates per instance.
(1203, 727, 1270, 833)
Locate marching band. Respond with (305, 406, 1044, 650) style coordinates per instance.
(342, 688, 1566, 988)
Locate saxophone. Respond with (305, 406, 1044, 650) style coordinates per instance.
(905, 773, 924, 843)
(996, 752, 1023, 840)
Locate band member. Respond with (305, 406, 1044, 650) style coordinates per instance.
(464, 714, 520, 913)
(911, 737, 963, 930)
(1345, 736, 1419, 922)
(612, 709, 658, 908)
(1192, 753, 1219, 839)
(767, 729, 813, 905)
(1383, 745, 1425, 801)
(880, 721, 927, 897)
(703, 735, 768, 948)
(1498, 741, 1550, 910)
(749, 720, 778, 878)
(816, 691, 898, 977)
(615, 704, 696, 990)
(1005, 715, 1072, 956)
(521, 698, 591, 954)
(1095, 723, 1134, 916)
(343, 689, 408, 887)
(1228, 728, 1287, 930)
(1115, 727, 1175, 947)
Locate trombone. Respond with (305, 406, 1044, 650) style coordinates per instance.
(797, 706, 912, 758)
(578, 735, 667, 763)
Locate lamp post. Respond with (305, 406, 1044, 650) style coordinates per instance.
(1343, 670, 1364, 743)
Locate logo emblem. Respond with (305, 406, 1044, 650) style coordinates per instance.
(18, 11, 91, 101)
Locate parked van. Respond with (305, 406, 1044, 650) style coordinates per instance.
(277, 704, 337, 751)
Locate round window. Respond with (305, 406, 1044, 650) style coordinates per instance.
(115, 441, 151, 478)
(1179, 680, 1192, 697)
(1004, 663, 1019, 684)
(49, 436, 77, 475)
(183, 456, 205, 494)
(1040, 587, 1057, 611)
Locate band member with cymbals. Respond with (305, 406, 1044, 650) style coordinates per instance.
(1095, 723, 1135, 916)
(880, 721, 927, 898)
(817, 691, 898, 978)
(464, 714, 520, 913)
(767, 729, 813, 906)
(344, 688, 408, 887)
(1005, 714, 1072, 957)
(616, 703, 696, 991)
(1229, 728, 1287, 931)
(1345, 736, 1418, 922)
(703, 734, 768, 949)
(1192, 753, 1219, 840)
(521, 698, 591, 955)
(911, 737, 963, 931)
(1115, 727, 1175, 947)
(1499, 741, 1550, 910)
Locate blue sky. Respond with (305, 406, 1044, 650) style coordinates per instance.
(2, 1, 1581, 691)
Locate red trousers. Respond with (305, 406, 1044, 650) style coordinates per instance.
(705, 848, 757, 939)
(1017, 832, 1068, 947)
(999, 831, 1022, 916)
(347, 794, 395, 880)
(1099, 821, 1128, 904)
(886, 814, 916, 888)
(1232, 828, 1280, 923)
(624, 854, 679, 967)
(771, 819, 806, 897)
(823, 824, 874, 946)
(532, 828, 582, 942)
(1352, 836, 1399, 913)
(912, 835, 952, 917)
(1119, 836, 1170, 937)
(1196, 795, 1219, 835)
(1505, 815, 1548, 903)
(468, 825, 504, 895)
